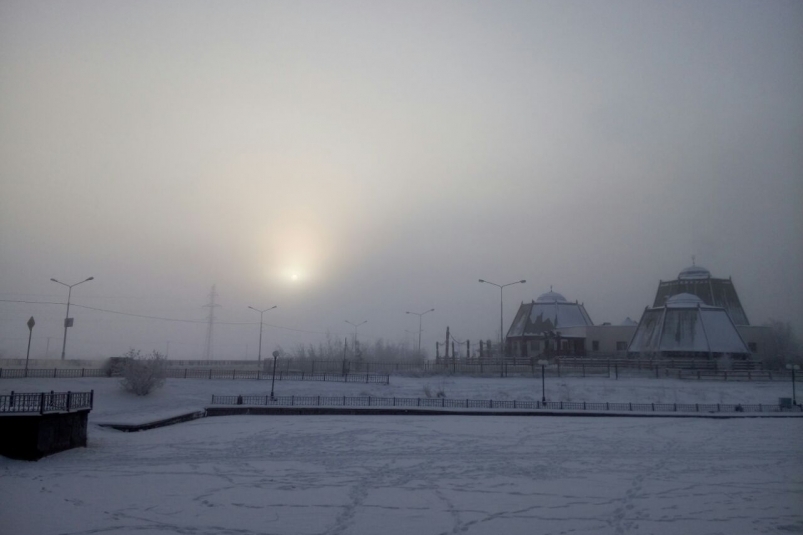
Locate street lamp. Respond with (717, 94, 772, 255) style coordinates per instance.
(787, 364, 800, 406)
(405, 308, 434, 358)
(50, 276, 94, 360)
(538, 359, 549, 403)
(479, 279, 526, 355)
(248, 305, 277, 364)
(345, 320, 367, 357)
(270, 350, 280, 400)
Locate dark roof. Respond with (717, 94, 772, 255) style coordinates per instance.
(653, 277, 749, 325)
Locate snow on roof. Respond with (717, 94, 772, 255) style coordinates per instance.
(536, 291, 567, 303)
(507, 297, 593, 338)
(621, 317, 638, 326)
(666, 293, 705, 306)
(628, 301, 749, 355)
(678, 265, 711, 280)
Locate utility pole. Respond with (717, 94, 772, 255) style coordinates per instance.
(202, 285, 220, 361)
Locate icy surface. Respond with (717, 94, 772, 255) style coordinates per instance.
(1, 414, 801, 535)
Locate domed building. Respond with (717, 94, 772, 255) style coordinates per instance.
(505, 289, 593, 357)
(628, 293, 751, 359)
(653, 263, 749, 325)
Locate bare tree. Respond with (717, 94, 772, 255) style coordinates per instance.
(119, 349, 167, 396)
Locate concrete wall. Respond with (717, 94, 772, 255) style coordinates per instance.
(559, 325, 637, 355)
(736, 325, 771, 356)
(0, 410, 89, 461)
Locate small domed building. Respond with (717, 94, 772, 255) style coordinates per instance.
(628, 293, 751, 359)
(505, 289, 593, 357)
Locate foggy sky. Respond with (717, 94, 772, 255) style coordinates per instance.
(1, 1, 801, 360)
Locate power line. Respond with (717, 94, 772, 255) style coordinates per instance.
(0, 299, 344, 335)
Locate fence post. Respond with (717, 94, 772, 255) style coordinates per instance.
(393, 397, 395, 407)
(418, 398, 420, 407)
(292, 395, 294, 406)
(209, 369, 212, 379)
(9, 391, 13, 407)
(67, 391, 71, 411)
(365, 373, 369, 383)
(695, 403, 698, 412)
(184, 368, 188, 379)
(615, 364, 618, 379)
(54, 367, 57, 378)
(442, 397, 445, 407)
(606, 402, 609, 410)
(82, 368, 85, 377)
(0, 368, 3, 378)
(39, 392, 45, 414)
(90, 389, 94, 408)
(343, 395, 346, 406)
(233, 369, 236, 380)
(674, 403, 677, 412)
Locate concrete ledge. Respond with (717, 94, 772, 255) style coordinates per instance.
(97, 410, 207, 432)
(0, 409, 91, 460)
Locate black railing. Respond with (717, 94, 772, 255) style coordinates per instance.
(210, 394, 799, 414)
(0, 368, 390, 384)
(0, 368, 107, 379)
(0, 391, 94, 414)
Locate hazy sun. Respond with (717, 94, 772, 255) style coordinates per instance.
(291, 274, 299, 281)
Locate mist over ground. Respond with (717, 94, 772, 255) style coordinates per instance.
(1, 1, 801, 359)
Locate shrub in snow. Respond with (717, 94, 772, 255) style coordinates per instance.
(119, 349, 167, 396)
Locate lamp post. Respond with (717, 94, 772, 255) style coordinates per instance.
(25, 316, 35, 376)
(345, 320, 367, 358)
(248, 305, 277, 365)
(270, 350, 280, 400)
(479, 279, 526, 355)
(406, 308, 434, 358)
(50, 276, 94, 360)
(787, 364, 800, 406)
(538, 359, 549, 403)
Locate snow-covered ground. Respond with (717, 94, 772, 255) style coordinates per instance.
(1, 376, 801, 535)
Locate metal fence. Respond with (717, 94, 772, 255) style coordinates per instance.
(0, 390, 94, 414)
(0, 368, 108, 379)
(210, 394, 798, 414)
(0, 367, 390, 385)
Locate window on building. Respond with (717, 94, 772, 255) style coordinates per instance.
(616, 341, 627, 351)
(592, 341, 600, 352)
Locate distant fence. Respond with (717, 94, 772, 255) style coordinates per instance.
(0, 367, 390, 385)
(0, 391, 94, 414)
(262, 357, 767, 377)
(210, 394, 800, 414)
(261, 360, 786, 381)
(0, 368, 107, 379)
(0, 364, 789, 382)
